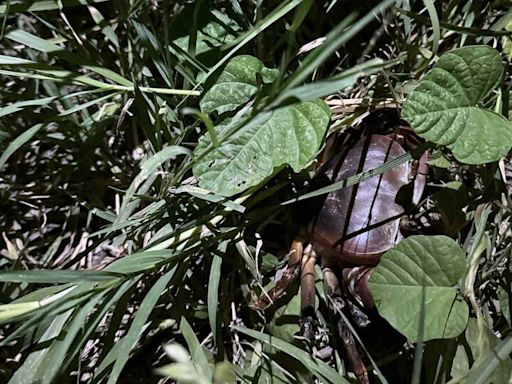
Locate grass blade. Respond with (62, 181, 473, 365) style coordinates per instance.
(7, 311, 73, 384)
(282, 151, 413, 204)
(208, 254, 222, 342)
(462, 336, 512, 384)
(283, 0, 394, 92)
(233, 325, 349, 384)
(180, 317, 212, 381)
(0, 0, 109, 14)
(38, 294, 106, 384)
(271, 56, 403, 106)
(105, 268, 176, 384)
(0, 270, 122, 283)
(422, 0, 440, 57)
(0, 124, 45, 170)
(115, 145, 191, 223)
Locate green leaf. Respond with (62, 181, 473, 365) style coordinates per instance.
(452, 319, 512, 383)
(271, 57, 402, 105)
(233, 326, 349, 384)
(462, 336, 512, 384)
(157, 342, 225, 384)
(243, 357, 293, 384)
(501, 20, 512, 61)
(426, 151, 452, 168)
(171, 6, 240, 57)
(8, 311, 72, 384)
(115, 146, 191, 223)
(267, 291, 301, 342)
(5, 29, 132, 86)
(174, 185, 246, 213)
(180, 317, 212, 381)
(197, 0, 303, 91)
(193, 100, 330, 197)
(104, 250, 173, 274)
(208, 254, 222, 341)
(6, 29, 62, 53)
(0, 283, 97, 333)
(37, 295, 105, 384)
(498, 287, 511, 326)
(0, 302, 41, 323)
(213, 361, 236, 384)
(59, 280, 138, 379)
(105, 268, 176, 384)
(422, 0, 440, 56)
(200, 55, 279, 114)
(0, 270, 121, 283)
(368, 235, 469, 341)
(402, 45, 512, 164)
(283, 0, 394, 91)
(431, 182, 469, 235)
(0, 124, 44, 170)
(0, 0, 109, 14)
(156, 362, 208, 383)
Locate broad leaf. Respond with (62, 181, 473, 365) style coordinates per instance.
(402, 45, 512, 164)
(368, 235, 469, 341)
(200, 55, 279, 114)
(268, 291, 301, 342)
(242, 353, 295, 384)
(193, 100, 330, 197)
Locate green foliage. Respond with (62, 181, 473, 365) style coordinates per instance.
(451, 319, 512, 383)
(402, 46, 512, 164)
(193, 99, 330, 196)
(233, 326, 349, 383)
(1, 0, 512, 383)
(368, 235, 469, 341)
(156, 342, 236, 384)
(200, 55, 279, 114)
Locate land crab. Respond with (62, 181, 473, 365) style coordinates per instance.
(256, 112, 429, 383)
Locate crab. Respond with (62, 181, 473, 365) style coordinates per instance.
(257, 116, 429, 383)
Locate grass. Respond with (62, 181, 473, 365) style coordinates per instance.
(1, 0, 512, 383)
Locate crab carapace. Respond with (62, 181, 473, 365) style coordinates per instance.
(257, 114, 429, 383)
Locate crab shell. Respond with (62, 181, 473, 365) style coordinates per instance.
(308, 134, 410, 266)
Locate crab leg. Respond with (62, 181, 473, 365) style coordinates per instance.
(256, 239, 303, 309)
(299, 244, 317, 341)
(412, 150, 429, 206)
(322, 259, 369, 384)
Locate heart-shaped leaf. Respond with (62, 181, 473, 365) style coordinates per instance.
(267, 291, 301, 342)
(368, 235, 469, 341)
(200, 55, 279, 115)
(402, 45, 512, 164)
(193, 100, 330, 197)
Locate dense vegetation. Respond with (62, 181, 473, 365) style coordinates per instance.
(1, 0, 512, 383)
